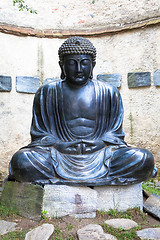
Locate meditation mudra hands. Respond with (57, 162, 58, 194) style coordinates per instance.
(53, 139, 106, 154)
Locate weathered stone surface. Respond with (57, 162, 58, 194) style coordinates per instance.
(16, 76, 40, 93)
(70, 212, 96, 219)
(144, 194, 160, 219)
(94, 184, 143, 211)
(104, 218, 138, 230)
(154, 70, 160, 86)
(0, 75, 12, 92)
(0, 0, 160, 36)
(97, 74, 121, 87)
(25, 223, 54, 240)
(43, 78, 59, 85)
(127, 72, 151, 88)
(77, 224, 117, 240)
(43, 185, 97, 218)
(137, 228, 160, 240)
(1, 181, 44, 220)
(0, 220, 17, 235)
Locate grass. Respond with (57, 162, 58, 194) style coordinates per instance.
(0, 230, 27, 240)
(102, 224, 141, 240)
(66, 223, 74, 231)
(142, 179, 160, 197)
(0, 202, 18, 219)
(50, 225, 75, 240)
(98, 207, 146, 221)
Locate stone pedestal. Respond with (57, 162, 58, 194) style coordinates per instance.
(42, 185, 98, 218)
(43, 184, 143, 218)
(1, 181, 44, 221)
(1, 181, 143, 219)
(95, 184, 143, 212)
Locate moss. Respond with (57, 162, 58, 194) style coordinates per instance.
(129, 112, 134, 143)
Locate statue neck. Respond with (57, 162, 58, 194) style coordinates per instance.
(65, 79, 91, 88)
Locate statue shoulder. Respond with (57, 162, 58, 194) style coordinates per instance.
(94, 79, 120, 95)
(35, 80, 61, 95)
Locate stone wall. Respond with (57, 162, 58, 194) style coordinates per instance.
(0, 0, 160, 176)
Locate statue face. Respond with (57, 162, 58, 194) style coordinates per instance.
(63, 54, 93, 86)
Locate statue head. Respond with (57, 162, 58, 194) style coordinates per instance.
(58, 37, 96, 86)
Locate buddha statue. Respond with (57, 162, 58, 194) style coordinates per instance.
(9, 37, 157, 186)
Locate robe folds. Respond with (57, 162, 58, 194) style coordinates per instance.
(9, 80, 156, 185)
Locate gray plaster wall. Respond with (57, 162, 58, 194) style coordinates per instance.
(0, 8, 160, 176)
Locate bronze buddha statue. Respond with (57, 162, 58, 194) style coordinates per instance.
(9, 37, 157, 185)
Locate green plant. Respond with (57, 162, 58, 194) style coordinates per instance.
(13, 0, 37, 14)
(0, 202, 18, 219)
(0, 230, 27, 240)
(66, 223, 74, 231)
(98, 209, 107, 216)
(142, 180, 160, 197)
(102, 224, 141, 240)
(107, 208, 119, 217)
(41, 210, 48, 219)
(67, 234, 74, 240)
(53, 226, 63, 239)
(129, 112, 134, 142)
(106, 207, 146, 222)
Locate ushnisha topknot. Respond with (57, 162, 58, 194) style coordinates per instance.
(58, 36, 96, 65)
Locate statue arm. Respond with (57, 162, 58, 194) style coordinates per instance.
(29, 84, 58, 147)
(100, 84, 126, 146)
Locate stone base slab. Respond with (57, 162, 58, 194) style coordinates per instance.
(43, 184, 143, 218)
(42, 185, 98, 218)
(1, 182, 143, 219)
(1, 181, 44, 221)
(95, 184, 143, 212)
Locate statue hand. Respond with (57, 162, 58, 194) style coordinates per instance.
(54, 140, 82, 154)
(81, 139, 105, 154)
(54, 140, 105, 155)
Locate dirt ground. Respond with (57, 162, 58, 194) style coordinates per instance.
(2, 204, 160, 240)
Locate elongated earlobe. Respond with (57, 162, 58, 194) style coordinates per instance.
(89, 71, 93, 79)
(59, 61, 66, 79)
(61, 72, 65, 79)
(89, 62, 95, 79)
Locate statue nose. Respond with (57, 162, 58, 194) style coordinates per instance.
(77, 62, 82, 72)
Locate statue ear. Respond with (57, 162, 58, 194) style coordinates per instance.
(89, 62, 96, 79)
(93, 62, 96, 68)
(59, 61, 66, 79)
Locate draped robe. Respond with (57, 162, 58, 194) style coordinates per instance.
(9, 80, 155, 185)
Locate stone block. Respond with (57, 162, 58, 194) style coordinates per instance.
(42, 185, 97, 218)
(0, 75, 12, 92)
(137, 228, 160, 240)
(1, 181, 44, 221)
(104, 218, 138, 230)
(77, 224, 117, 240)
(154, 70, 160, 86)
(97, 74, 121, 88)
(43, 78, 59, 85)
(144, 194, 160, 219)
(0, 220, 17, 236)
(16, 76, 40, 93)
(94, 183, 143, 211)
(127, 72, 151, 88)
(25, 223, 54, 240)
(1, 182, 143, 220)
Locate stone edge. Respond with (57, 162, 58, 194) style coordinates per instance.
(0, 16, 160, 38)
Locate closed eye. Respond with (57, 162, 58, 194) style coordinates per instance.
(68, 60, 76, 65)
(81, 59, 90, 65)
